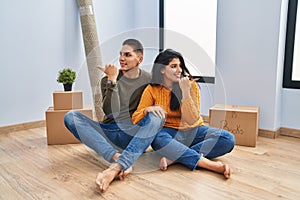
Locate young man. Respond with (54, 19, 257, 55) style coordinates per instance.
(64, 39, 164, 192)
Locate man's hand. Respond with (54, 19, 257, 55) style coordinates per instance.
(97, 64, 119, 81)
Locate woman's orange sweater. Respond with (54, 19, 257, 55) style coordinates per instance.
(132, 82, 204, 130)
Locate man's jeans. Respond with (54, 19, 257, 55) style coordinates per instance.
(151, 126, 235, 170)
(64, 111, 164, 170)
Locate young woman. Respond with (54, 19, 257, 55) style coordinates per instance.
(132, 49, 235, 178)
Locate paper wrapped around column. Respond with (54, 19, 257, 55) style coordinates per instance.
(77, 0, 104, 121)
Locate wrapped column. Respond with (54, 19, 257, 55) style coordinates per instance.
(77, 0, 104, 121)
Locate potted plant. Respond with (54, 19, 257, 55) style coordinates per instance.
(57, 68, 76, 91)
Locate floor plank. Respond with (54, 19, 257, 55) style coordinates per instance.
(0, 127, 300, 200)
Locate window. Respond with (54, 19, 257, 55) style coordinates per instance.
(159, 0, 217, 83)
(283, 0, 300, 89)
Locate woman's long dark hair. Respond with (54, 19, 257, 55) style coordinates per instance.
(151, 49, 192, 111)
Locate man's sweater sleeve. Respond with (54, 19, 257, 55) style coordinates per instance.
(101, 76, 120, 117)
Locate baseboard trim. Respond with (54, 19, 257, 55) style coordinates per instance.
(258, 128, 280, 139)
(280, 127, 300, 139)
(0, 120, 46, 134)
(257, 127, 300, 139)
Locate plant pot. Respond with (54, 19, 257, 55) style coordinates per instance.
(63, 83, 73, 91)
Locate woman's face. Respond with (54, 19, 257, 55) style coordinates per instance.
(161, 58, 182, 85)
(119, 44, 143, 71)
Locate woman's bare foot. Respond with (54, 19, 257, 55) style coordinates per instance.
(118, 166, 133, 180)
(112, 153, 133, 180)
(197, 157, 231, 179)
(95, 163, 122, 192)
(212, 161, 230, 179)
(159, 157, 174, 171)
(222, 162, 231, 179)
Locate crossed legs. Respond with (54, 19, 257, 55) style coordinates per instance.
(152, 126, 235, 178)
(94, 113, 164, 192)
(159, 156, 231, 178)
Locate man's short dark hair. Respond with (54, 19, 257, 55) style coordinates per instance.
(122, 39, 144, 55)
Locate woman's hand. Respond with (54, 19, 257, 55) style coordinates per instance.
(179, 77, 193, 99)
(97, 64, 119, 81)
(144, 105, 167, 119)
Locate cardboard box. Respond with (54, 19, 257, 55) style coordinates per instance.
(45, 106, 93, 145)
(209, 104, 259, 147)
(53, 91, 83, 110)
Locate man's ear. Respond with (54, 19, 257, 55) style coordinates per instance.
(138, 55, 144, 64)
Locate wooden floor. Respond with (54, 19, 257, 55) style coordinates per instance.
(1, 127, 300, 200)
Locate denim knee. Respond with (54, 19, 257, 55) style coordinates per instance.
(64, 110, 81, 140)
(146, 112, 165, 128)
(223, 130, 236, 152)
(151, 130, 173, 151)
(64, 110, 77, 128)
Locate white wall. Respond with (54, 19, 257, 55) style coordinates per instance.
(0, 0, 139, 126)
(0, 0, 66, 126)
(281, 89, 300, 129)
(214, 0, 300, 130)
(133, 0, 160, 72)
(215, 0, 286, 131)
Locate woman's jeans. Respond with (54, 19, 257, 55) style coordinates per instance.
(64, 110, 164, 170)
(151, 126, 235, 170)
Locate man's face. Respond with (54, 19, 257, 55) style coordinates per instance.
(119, 45, 143, 71)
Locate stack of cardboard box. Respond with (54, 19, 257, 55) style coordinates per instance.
(45, 91, 93, 145)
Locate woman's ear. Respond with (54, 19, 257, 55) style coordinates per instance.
(160, 68, 165, 74)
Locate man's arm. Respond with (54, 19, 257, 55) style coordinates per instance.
(98, 64, 120, 119)
(100, 76, 121, 118)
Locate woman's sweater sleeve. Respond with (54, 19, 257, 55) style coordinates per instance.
(132, 85, 155, 124)
(180, 82, 201, 125)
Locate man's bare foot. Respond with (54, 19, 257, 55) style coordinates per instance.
(95, 163, 122, 192)
(197, 157, 231, 179)
(159, 157, 174, 171)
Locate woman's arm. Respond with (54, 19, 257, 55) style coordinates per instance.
(180, 80, 201, 125)
(132, 85, 166, 124)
